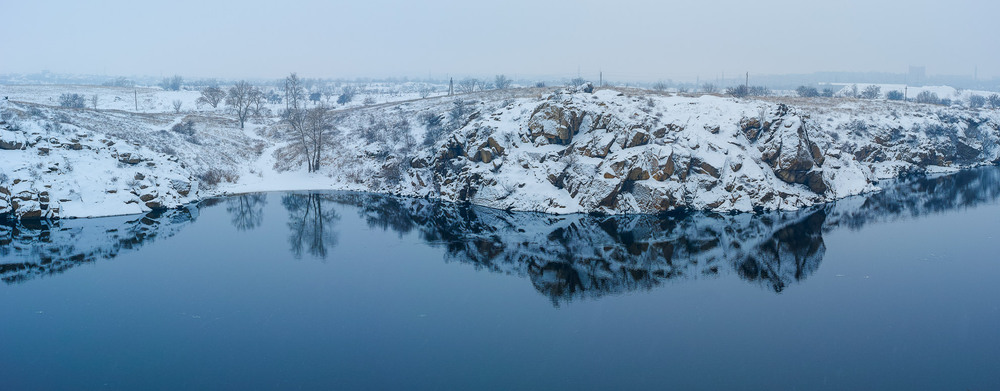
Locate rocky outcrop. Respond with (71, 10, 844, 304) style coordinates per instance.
(0, 117, 201, 222)
(750, 105, 829, 194)
(406, 89, 882, 214)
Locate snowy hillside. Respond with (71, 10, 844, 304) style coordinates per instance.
(2, 84, 1000, 220)
(256, 85, 1000, 214)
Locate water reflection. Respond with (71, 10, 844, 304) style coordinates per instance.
(3, 166, 999, 304)
(282, 193, 340, 260)
(327, 166, 1000, 303)
(226, 194, 267, 231)
(330, 193, 827, 302)
(0, 206, 199, 284)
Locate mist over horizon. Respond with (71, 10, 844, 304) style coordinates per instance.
(2, 0, 998, 83)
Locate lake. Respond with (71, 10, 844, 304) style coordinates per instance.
(2, 167, 999, 390)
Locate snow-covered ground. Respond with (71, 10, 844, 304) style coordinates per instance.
(825, 83, 996, 102)
(2, 83, 999, 220)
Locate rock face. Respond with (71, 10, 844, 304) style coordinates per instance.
(413, 90, 876, 214)
(327, 87, 1000, 215)
(0, 116, 201, 222)
(746, 105, 829, 194)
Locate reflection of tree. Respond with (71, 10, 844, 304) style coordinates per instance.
(225, 194, 267, 231)
(282, 193, 340, 260)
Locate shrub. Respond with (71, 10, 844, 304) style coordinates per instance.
(843, 119, 868, 134)
(58, 93, 86, 108)
(726, 85, 749, 98)
(886, 90, 904, 101)
(159, 75, 183, 91)
(861, 85, 881, 99)
(420, 112, 445, 146)
(968, 94, 986, 108)
(748, 86, 771, 96)
(337, 86, 357, 105)
(915, 91, 940, 104)
(26, 106, 44, 118)
(820, 88, 835, 97)
(171, 119, 196, 136)
(381, 159, 404, 186)
(198, 169, 238, 186)
(796, 86, 819, 98)
(988, 94, 1000, 108)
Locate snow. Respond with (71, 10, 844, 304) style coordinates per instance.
(3, 83, 999, 220)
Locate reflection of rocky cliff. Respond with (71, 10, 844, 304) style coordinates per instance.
(330, 165, 1000, 304)
(4, 166, 998, 302)
(0, 206, 199, 284)
(825, 166, 1000, 230)
(330, 194, 827, 303)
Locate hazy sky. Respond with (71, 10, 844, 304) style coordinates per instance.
(2, 0, 997, 81)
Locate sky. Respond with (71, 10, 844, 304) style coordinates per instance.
(2, 0, 998, 82)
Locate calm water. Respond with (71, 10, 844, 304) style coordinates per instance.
(3, 167, 1000, 390)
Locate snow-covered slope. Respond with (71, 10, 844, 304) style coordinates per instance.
(289, 85, 1000, 214)
(3, 85, 999, 220)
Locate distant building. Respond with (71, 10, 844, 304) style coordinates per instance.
(908, 66, 925, 85)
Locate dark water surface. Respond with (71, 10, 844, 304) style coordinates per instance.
(3, 167, 1000, 390)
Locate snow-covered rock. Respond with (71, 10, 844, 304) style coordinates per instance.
(0, 106, 204, 220)
(321, 87, 1000, 214)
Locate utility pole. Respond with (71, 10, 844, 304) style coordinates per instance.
(134, 88, 138, 111)
(745, 72, 749, 88)
(599, 70, 603, 87)
(449, 77, 453, 96)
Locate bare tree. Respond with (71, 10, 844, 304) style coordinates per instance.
(652, 81, 668, 92)
(841, 84, 859, 99)
(280, 73, 339, 172)
(494, 74, 512, 90)
(457, 78, 478, 93)
(59, 93, 86, 108)
(419, 87, 433, 98)
(701, 83, 718, 93)
(226, 81, 255, 129)
(226, 193, 267, 231)
(915, 90, 940, 104)
(248, 87, 267, 117)
(337, 85, 356, 104)
(968, 94, 986, 108)
(861, 85, 881, 99)
(159, 75, 183, 91)
(197, 86, 226, 108)
(172, 100, 183, 113)
(91, 94, 98, 109)
(988, 94, 1000, 108)
(796, 86, 819, 98)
